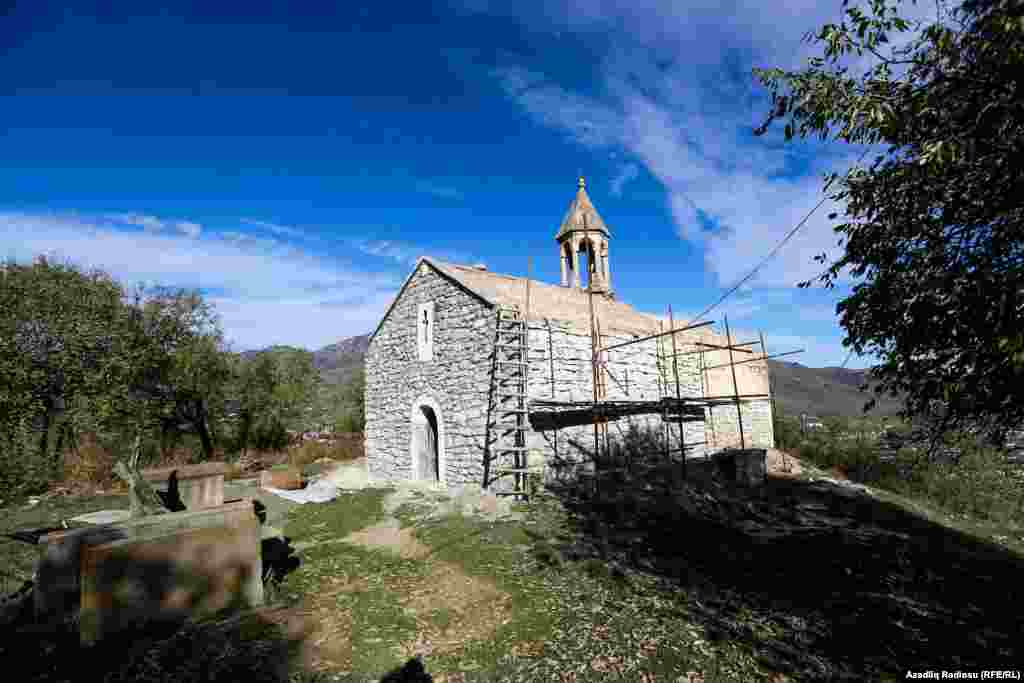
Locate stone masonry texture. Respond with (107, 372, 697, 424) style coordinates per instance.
(365, 263, 495, 486)
(365, 262, 775, 488)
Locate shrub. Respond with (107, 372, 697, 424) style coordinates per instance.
(880, 439, 1024, 527)
(0, 418, 51, 504)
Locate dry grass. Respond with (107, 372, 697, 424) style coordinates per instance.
(60, 433, 121, 493)
(391, 560, 512, 659)
(53, 432, 366, 489)
(339, 512, 514, 660)
(288, 434, 364, 465)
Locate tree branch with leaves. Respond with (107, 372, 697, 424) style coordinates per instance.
(754, 0, 1024, 449)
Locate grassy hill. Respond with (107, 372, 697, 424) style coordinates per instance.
(767, 360, 903, 419)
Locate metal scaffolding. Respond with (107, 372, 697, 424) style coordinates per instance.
(519, 248, 803, 488)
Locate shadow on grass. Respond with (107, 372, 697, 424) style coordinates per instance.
(0, 558, 309, 683)
(547, 458, 1024, 680)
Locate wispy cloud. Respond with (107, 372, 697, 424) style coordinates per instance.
(484, 0, 941, 294)
(609, 163, 639, 197)
(175, 221, 202, 238)
(415, 181, 465, 202)
(104, 212, 203, 238)
(350, 238, 483, 269)
(0, 211, 401, 350)
(494, 66, 623, 149)
(493, 62, 859, 289)
(239, 217, 309, 240)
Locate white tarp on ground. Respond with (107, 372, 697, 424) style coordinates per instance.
(262, 477, 343, 504)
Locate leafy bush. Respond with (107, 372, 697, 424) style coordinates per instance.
(772, 405, 802, 450)
(792, 425, 1024, 530)
(249, 418, 290, 452)
(879, 440, 1024, 527)
(0, 419, 51, 504)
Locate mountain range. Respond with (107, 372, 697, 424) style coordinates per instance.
(280, 335, 903, 420)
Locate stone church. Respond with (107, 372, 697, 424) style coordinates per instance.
(364, 178, 775, 490)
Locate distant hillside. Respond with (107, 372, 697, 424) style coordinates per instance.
(312, 334, 371, 386)
(234, 335, 369, 387)
(237, 337, 902, 419)
(767, 360, 903, 419)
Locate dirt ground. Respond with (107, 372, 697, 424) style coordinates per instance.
(285, 477, 519, 677)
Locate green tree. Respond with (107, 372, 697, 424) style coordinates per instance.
(231, 352, 279, 456)
(0, 256, 234, 489)
(269, 347, 321, 432)
(754, 0, 1024, 448)
(0, 256, 129, 485)
(229, 347, 321, 453)
(97, 284, 232, 461)
(334, 365, 366, 433)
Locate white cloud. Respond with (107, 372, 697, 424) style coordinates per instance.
(493, 66, 624, 148)
(102, 212, 205, 239)
(350, 238, 483, 268)
(483, 0, 945, 294)
(239, 218, 309, 240)
(107, 213, 165, 233)
(0, 211, 402, 351)
(353, 239, 421, 265)
(415, 181, 465, 201)
(175, 221, 202, 239)
(609, 163, 639, 196)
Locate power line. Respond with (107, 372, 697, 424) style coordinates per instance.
(688, 147, 871, 326)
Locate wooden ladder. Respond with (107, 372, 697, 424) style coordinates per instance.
(484, 304, 531, 500)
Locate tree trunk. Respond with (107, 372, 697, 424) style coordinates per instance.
(193, 399, 215, 460)
(37, 408, 51, 474)
(114, 435, 168, 518)
(238, 409, 252, 460)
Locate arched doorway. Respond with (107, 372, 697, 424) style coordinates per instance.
(410, 396, 445, 483)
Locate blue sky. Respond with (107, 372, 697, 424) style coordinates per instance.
(1, 1, 934, 367)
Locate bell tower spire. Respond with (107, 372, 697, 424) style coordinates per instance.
(556, 176, 612, 296)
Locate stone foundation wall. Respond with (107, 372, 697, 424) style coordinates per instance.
(365, 264, 494, 485)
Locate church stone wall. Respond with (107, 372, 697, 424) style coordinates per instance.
(365, 265, 776, 490)
(364, 264, 494, 485)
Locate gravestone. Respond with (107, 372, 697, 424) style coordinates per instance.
(35, 499, 263, 640)
(142, 462, 228, 510)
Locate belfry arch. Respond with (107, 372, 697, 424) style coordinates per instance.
(556, 177, 612, 295)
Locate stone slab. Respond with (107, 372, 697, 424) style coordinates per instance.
(69, 510, 132, 526)
(36, 499, 260, 627)
(260, 468, 303, 491)
(141, 461, 228, 482)
(142, 462, 227, 510)
(42, 499, 258, 546)
(34, 526, 128, 623)
(79, 518, 262, 645)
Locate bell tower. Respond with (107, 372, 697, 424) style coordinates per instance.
(556, 176, 612, 296)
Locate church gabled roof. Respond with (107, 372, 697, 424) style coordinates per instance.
(556, 177, 610, 240)
(368, 256, 661, 342)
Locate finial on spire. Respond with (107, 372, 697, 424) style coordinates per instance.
(578, 176, 586, 189)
